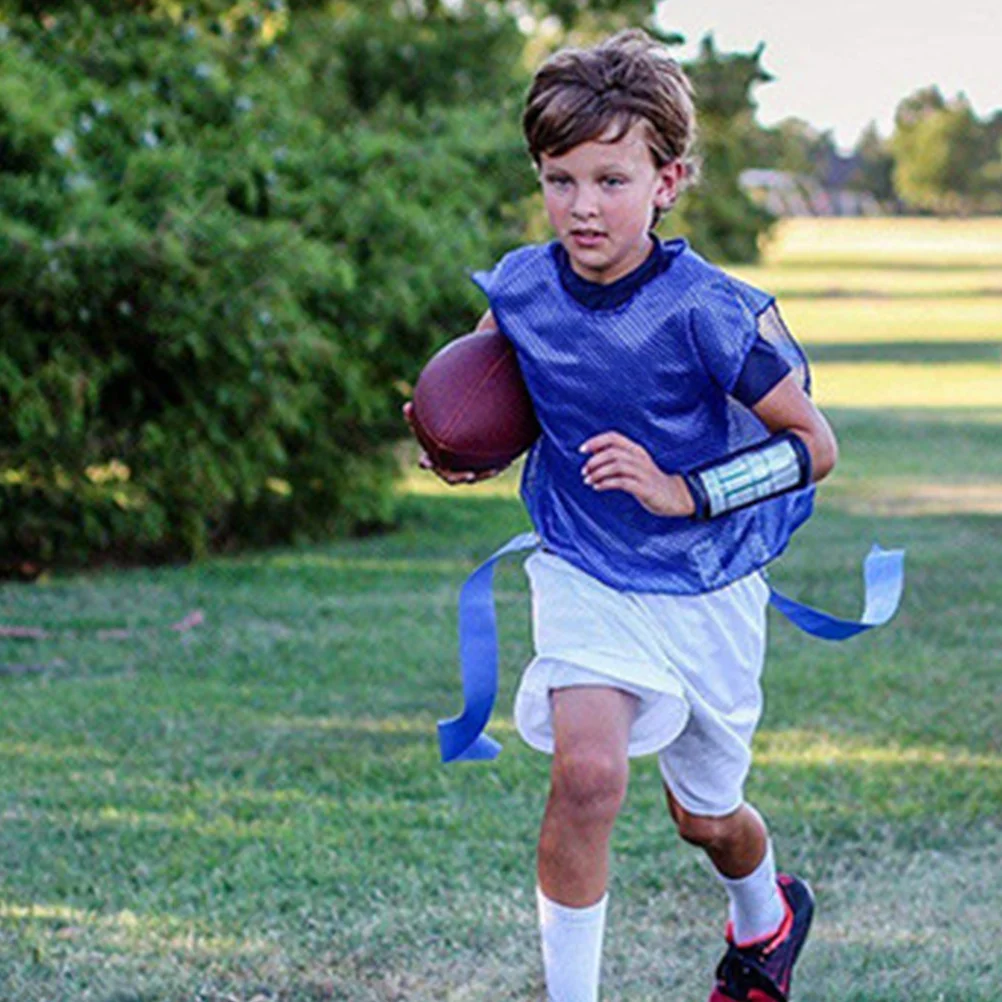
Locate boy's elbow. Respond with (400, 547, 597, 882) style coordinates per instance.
(810, 427, 838, 482)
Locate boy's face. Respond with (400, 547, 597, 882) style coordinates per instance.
(538, 120, 683, 285)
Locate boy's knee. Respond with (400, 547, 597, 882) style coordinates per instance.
(551, 747, 628, 822)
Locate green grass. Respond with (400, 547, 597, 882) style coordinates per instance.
(780, 297, 1002, 345)
(759, 216, 1002, 267)
(2, 219, 1002, 1001)
(729, 265, 1002, 299)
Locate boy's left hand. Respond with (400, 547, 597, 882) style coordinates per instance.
(580, 432, 695, 518)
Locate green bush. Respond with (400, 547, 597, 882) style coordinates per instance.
(0, 4, 531, 571)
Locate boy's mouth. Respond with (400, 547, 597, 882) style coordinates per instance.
(570, 229, 607, 246)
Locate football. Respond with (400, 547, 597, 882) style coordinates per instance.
(410, 330, 540, 472)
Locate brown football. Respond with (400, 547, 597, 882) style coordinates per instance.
(410, 330, 540, 472)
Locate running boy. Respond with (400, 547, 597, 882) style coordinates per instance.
(408, 28, 837, 1002)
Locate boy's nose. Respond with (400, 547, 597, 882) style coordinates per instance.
(571, 185, 600, 219)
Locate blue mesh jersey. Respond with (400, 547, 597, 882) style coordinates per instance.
(471, 238, 815, 595)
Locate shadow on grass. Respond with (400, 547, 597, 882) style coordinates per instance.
(748, 731, 1001, 837)
(809, 340, 1002, 363)
(823, 407, 1002, 476)
(176, 495, 531, 588)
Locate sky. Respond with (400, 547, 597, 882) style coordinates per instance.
(654, 0, 1001, 152)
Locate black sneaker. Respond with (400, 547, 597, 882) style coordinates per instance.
(707, 873, 814, 1002)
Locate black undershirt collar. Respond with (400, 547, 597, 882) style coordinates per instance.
(551, 235, 685, 311)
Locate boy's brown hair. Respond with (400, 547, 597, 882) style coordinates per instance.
(523, 29, 699, 198)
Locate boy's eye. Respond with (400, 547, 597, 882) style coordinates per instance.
(545, 175, 572, 188)
(602, 176, 627, 188)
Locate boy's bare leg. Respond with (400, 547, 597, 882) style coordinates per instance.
(538, 686, 637, 905)
(665, 786, 785, 945)
(535, 685, 636, 1002)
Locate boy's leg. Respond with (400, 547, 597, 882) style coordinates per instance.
(537, 685, 636, 1002)
(665, 787, 784, 942)
(665, 786, 814, 1002)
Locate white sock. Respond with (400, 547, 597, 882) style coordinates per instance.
(715, 842, 786, 945)
(537, 886, 608, 1002)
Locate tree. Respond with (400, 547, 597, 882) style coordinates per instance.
(747, 117, 838, 178)
(848, 121, 896, 205)
(891, 90, 993, 213)
(0, 0, 531, 567)
(893, 85, 946, 129)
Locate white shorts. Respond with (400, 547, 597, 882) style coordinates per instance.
(514, 550, 770, 817)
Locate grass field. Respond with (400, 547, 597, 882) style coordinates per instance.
(2, 217, 1001, 1001)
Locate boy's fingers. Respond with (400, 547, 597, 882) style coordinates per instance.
(589, 466, 642, 489)
(416, 447, 505, 484)
(431, 466, 478, 484)
(585, 462, 626, 484)
(579, 431, 636, 454)
(471, 467, 504, 482)
(591, 475, 639, 494)
(582, 451, 632, 478)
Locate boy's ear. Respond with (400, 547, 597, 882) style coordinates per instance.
(654, 160, 686, 208)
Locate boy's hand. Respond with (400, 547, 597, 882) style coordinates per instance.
(402, 402, 507, 485)
(580, 431, 695, 517)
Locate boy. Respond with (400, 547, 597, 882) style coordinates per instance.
(408, 29, 837, 1002)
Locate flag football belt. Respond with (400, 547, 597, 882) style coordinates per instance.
(437, 534, 905, 763)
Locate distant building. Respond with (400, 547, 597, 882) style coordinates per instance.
(740, 161, 884, 217)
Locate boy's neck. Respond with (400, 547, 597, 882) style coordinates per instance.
(566, 234, 659, 287)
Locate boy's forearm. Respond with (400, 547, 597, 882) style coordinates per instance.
(750, 373, 838, 483)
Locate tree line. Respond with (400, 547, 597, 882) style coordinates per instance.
(749, 87, 1002, 215)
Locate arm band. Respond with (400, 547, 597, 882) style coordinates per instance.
(683, 432, 812, 519)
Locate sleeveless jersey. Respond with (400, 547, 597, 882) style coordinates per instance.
(471, 239, 815, 595)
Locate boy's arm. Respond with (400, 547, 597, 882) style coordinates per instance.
(750, 373, 838, 482)
(581, 375, 838, 519)
(680, 375, 837, 519)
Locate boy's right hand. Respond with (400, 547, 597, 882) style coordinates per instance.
(402, 402, 507, 485)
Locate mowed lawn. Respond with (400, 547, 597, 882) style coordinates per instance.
(2, 218, 1001, 1002)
